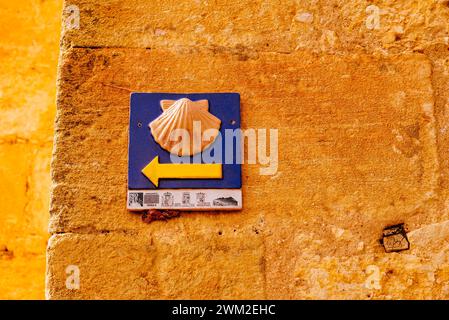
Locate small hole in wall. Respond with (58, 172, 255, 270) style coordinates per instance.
(137, 122, 143, 128)
(218, 231, 223, 236)
(0, 245, 14, 260)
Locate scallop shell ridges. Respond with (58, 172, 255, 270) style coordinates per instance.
(149, 98, 221, 156)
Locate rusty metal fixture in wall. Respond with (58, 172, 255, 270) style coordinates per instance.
(141, 209, 181, 223)
(380, 223, 410, 253)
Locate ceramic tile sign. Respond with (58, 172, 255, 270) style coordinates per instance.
(127, 93, 242, 210)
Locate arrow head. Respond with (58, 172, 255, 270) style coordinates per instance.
(141, 156, 159, 187)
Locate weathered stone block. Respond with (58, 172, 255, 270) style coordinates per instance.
(46, 225, 264, 299)
(61, 0, 449, 54)
(51, 48, 438, 233)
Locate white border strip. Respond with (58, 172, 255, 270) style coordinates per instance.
(127, 189, 242, 211)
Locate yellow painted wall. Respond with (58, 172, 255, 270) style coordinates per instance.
(0, 0, 62, 299)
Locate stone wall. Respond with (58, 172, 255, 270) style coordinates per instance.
(47, 0, 449, 299)
(0, 0, 62, 299)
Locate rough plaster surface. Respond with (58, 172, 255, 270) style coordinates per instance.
(48, 0, 449, 299)
(0, 0, 62, 299)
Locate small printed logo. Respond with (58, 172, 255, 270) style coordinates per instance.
(65, 265, 80, 290)
(64, 5, 80, 30)
(182, 192, 192, 206)
(196, 192, 206, 205)
(365, 5, 381, 30)
(213, 197, 238, 206)
(128, 192, 143, 207)
(162, 192, 174, 206)
(144, 193, 160, 206)
(365, 265, 381, 290)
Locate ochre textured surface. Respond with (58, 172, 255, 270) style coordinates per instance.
(0, 0, 62, 299)
(48, 1, 449, 299)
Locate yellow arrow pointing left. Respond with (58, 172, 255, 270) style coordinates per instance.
(141, 156, 222, 187)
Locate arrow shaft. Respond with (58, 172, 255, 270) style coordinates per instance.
(158, 163, 222, 179)
(141, 156, 222, 187)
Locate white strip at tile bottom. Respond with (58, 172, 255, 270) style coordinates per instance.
(127, 189, 242, 210)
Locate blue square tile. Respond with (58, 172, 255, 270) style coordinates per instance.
(128, 93, 241, 189)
